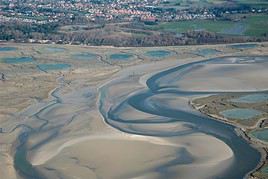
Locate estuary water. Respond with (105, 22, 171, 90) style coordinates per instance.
(13, 55, 266, 179)
(100, 56, 266, 178)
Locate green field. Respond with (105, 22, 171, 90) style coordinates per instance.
(235, 0, 268, 8)
(159, 0, 268, 9)
(243, 15, 268, 36)
(158, 0, 213, 10)
(148, 20, 234, 33)
(147, 14, 268, 37)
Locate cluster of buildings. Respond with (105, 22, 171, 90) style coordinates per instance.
(0, 0, 267, 25)
(0, 15, 58, 24)
(0, 0, 217, 24)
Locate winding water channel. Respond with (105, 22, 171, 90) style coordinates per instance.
(14, 55, 267, 178)
(100, 56, 266, 178)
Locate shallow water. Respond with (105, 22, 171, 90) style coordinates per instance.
(230, 93, 268, 103)
(220, 108, 262, 120)
(250, 129, 268, 142)
(99, 55, 263, 179)
(72, 52, 97, 60)
(109, 53, 133, 60)
(195, 49, 220, 56)
(229, 44, 257, 49)
(145, 50, 171, 59)
(0, 47, 17, 52)
(261, 165, 268, 174)
(13, 55, 264, 179)
(2, 57, 33, 64)
(37, 63, 71, 72)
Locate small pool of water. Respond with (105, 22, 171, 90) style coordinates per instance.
(230, 93, 268, 103)
(109, 53, 133, 60)
(145, 50, 171, 59)
(229, 44, 257, 49)
(44, 47, 66, 53)
(72, 52, 97, 60)
(37, 63, 71, 72)
(195, 49, 220, 56)
(2, 57, 33, 64)
(261, 165, 268, 174)
(0, 47, 17, 52)
(220, 108, 262, 120)
(250, 129, 268, 143)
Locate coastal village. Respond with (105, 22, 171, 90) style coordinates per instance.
(0, 0, 267, 24)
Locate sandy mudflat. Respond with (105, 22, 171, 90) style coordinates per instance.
(1, 42, 268, 179)
(178, 62, 268, 92)
(31, 133, 233, 179)
(28, 52, 235, 179)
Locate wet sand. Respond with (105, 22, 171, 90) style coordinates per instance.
(28, 59, 236, 179)
(1, 42, 268, 179)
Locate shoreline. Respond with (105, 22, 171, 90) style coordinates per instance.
(190, 100, 268, 178)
